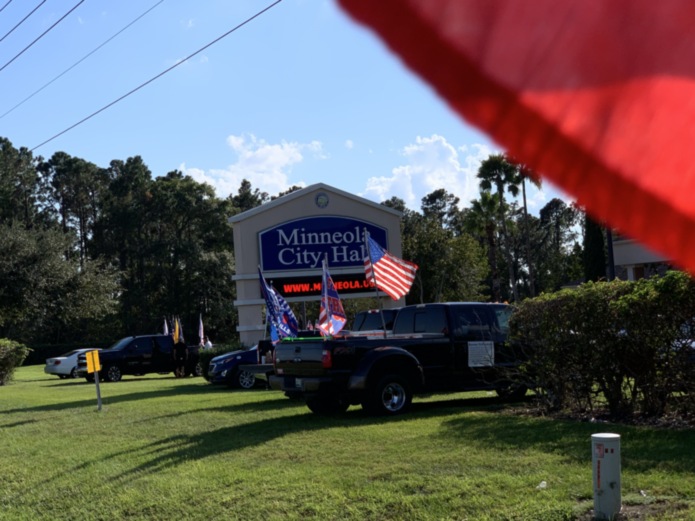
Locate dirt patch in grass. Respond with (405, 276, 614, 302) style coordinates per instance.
(576, 499, 690, 520)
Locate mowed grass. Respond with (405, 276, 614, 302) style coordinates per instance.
(1, 367, 695, 521)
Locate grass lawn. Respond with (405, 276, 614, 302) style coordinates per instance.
(1, 365, 694, 520)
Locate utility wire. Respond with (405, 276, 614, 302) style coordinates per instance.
(0, 0, 46, 43)
(1, 0, 165, 120)
(0, 0, 14, 15)
(31, 0, 283, 152)
(0, 0, 84, 73)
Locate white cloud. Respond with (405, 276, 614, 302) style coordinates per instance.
(344, 139, 354, 150)
(181, 133, 325, 198)
(361, 134, 494, 211)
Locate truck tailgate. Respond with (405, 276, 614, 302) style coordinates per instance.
(274, 341, 326, 377)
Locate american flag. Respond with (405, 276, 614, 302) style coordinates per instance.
(364, 235, 418, 301)
(318, 259, 347, 336)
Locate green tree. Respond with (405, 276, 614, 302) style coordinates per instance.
(420, 188, 462, 230)
(0, 137, 47, 228)
(583, 213, 606, 282)
(536, 198, 583, 292)
(477, 154, 523, 301)
(0, 223, 119, 343)
(38, 152, 109, 268)
(463, 191, 505, 301)
(511, 159, 543, 296)
(91, 156, 153, 332)
(231, 179, 268, 213)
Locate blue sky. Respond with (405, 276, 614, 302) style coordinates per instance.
(1, 0, 567, 214)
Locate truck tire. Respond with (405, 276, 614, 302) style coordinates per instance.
(306, 395, 350, 415)
(234, 369, 256, 389)
(104, 365, 122, 382)
(362, 374, 412, 415)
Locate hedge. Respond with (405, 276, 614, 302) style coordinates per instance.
(510, 270, 695, 420)
(0, 339, 30, 385)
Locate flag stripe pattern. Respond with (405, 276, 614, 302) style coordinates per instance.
(318, 260, 347, 336)
(364, 236, 417, 300)
(259, 268, 298, 340)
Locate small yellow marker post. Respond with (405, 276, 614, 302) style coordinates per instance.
(85, 350, 103, 411)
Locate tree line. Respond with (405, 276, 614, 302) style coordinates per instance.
(0, 136, 605, 347)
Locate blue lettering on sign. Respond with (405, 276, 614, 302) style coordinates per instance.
(259, 217, 388, 271)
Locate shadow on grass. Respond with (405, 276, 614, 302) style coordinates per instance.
(0, 381, 231, 415)
(439, 410, 695, 474)
(95, 396, 542, 479)
(99, 394, 695, 482)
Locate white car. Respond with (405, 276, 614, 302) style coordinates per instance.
(44, 349, 94, 379)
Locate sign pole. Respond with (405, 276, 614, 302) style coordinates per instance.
(94, 370, 102, 412)
(86, 350, 103, 412)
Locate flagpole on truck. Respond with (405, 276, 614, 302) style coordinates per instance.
(363, 228, 388, 338)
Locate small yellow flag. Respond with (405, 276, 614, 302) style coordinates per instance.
(85, 350, 101, 373)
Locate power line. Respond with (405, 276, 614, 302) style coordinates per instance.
(31, 0, 284, 153)
(0, 0, 14, 15)
(0, 0, 46, 43)
(0, 0, 165, 121)
(0, 0, 84, 73)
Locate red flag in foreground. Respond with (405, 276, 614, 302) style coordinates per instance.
(339, 0, 695, 275)
(364, 235, 418, 300)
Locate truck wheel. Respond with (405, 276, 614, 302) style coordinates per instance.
(363, 374, 412, 415)
(235, 369, 256, 389)
(306, 395, 350, 415)
(104, 365, 122, 382)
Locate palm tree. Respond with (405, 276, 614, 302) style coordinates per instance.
(465, 191, 504, 302)
(511, 158, 543, 297)
(477, 154, 522, 301)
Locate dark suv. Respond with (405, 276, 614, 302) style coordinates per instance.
(76, 334, 201, 382)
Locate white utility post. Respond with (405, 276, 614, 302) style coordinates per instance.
(592, 433, 621, 520)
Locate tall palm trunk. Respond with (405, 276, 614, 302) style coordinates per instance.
(522, 179, 536, 297)
(496, 183, 519, 302)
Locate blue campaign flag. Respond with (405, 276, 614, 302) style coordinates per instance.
(259, 268, 298, 340)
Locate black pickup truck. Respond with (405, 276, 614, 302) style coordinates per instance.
(76, 334, 201, 382)
(269, 302, 524, 415)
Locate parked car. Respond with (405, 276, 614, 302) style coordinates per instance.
(44, 348, 94, 379)
(76, 335, 201, 382)
(207, 346, 261, 389)
(207, 332, 323, 390)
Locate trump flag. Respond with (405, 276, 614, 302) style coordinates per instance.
(318, 258, 347, 336)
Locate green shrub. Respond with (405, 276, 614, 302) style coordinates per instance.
(0, 339, 31, 385)
(510, 271, 695, 420)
